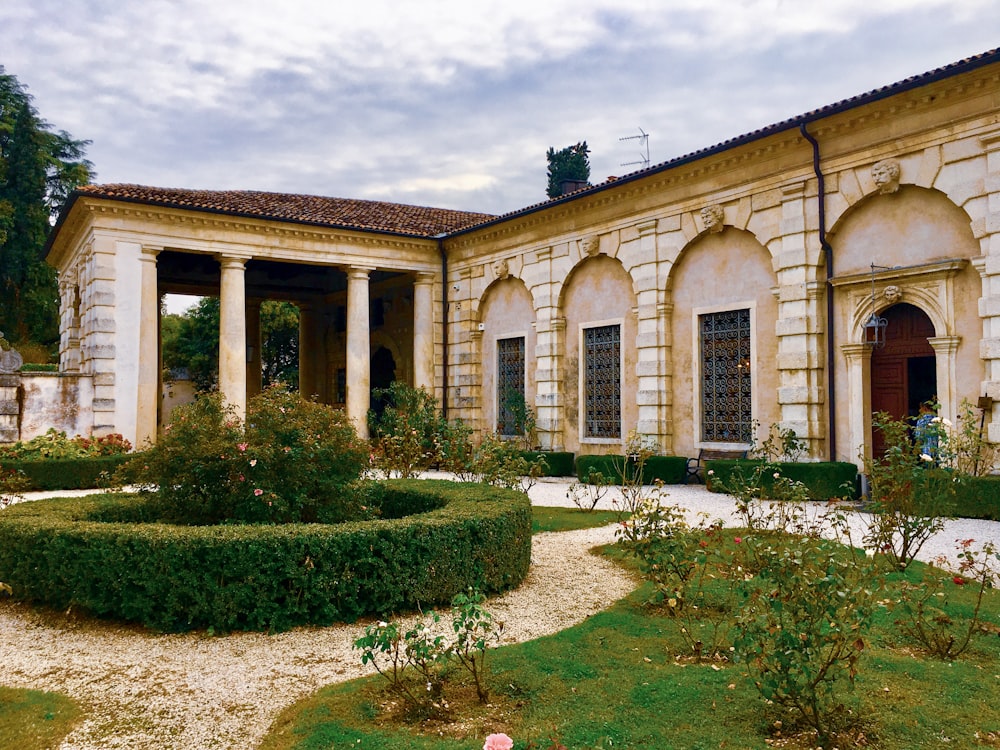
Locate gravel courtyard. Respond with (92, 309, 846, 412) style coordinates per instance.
(1, 478, 998, 749)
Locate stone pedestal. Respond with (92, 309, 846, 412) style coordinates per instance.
(0, 373, 21, 444)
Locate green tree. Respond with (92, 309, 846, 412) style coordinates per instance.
(545, 141, 590, 198)
(0, 68, 92, 347)
(161, 297, 299, 392)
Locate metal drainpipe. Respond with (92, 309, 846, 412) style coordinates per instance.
(799, 122, 838, 462)
(436, 234, 449, 420)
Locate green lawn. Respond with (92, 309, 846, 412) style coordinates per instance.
(0, 687, 80, 750)
(260, 546, 1000, 750)
(530, 506, 619, 534)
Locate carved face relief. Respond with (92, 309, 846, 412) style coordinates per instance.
(700, 204, 725, 233)
(882, 285, 902, 304)
(871, 159, 901, 194)
(582, 235, 601, 257)
(494, 258, 510, 280)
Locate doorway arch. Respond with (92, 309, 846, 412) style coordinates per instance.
(870, 303, 936, 455)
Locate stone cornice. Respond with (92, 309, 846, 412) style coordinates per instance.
(79, 201, 437, 255)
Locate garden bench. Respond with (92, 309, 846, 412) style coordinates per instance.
(685, 447, 749, 484)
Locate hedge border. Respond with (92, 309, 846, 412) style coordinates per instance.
(705, 460, 859, 501)
(520, 451, 575, 477)
(0, 479, 531, 633)
(0, 455, 131, 491)
(575, 454, 688, 485)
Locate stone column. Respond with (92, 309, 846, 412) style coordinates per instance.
(298, 302, 316, 399)
(842, 343, 873, 466)
(218, 255, 248, 420)
(346, 266, 373, 439)
(135, 246, 161, 447)
(928, 336, 961, 427)
(413, 272, 435, 391)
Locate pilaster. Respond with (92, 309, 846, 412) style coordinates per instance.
(774, 182, 826, 458)
(977, 128, 1000, 441)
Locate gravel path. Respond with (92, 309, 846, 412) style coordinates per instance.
(2, 477, 999, 749)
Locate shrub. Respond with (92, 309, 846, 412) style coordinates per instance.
(707, 460, 858, 501)
(520, 451, 574, 477)
(863, 411, 955, 569)
(118, 386, 367, 525)
(0, 429, 131, 461)
(951, 475, 1000, 520)
(368, 382, 446, 478)
(0, 479, 531, 632)
(576, 454, 687, 486)
(2, 455, 131, 490)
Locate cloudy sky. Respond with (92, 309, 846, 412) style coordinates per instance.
(2, 1, 999, 217)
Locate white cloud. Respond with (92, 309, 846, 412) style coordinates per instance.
(2, 0, 998, 213)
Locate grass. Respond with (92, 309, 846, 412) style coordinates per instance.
(0, 686, 80, 750)
(259, 539, 1000, 750)
(530, 506, 619, 534)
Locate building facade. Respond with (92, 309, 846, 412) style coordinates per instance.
(41, 49, 1000, 466)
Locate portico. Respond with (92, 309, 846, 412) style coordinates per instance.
(44, 186, 489, 447)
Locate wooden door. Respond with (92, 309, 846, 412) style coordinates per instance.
(870, 304, 936, 458)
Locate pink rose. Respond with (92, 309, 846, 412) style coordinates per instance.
(484, 733, 514, 750)
(254, 488, 264, 497)
(237, 442, 248, 452)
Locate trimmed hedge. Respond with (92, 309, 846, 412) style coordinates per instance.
(706, 460, 859, 501)
(0, 479, 531, 632)
(952, 475, 1000, 520)
(576, 454, 688, 485)
(520, 451, 575, 477)
(0, 455, 131, 491)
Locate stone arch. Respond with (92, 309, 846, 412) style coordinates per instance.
(666, 226, 780, 457)
(557, 254, 638, 454)
(831, 184, 980, 463)
(478, 276, 536, 438)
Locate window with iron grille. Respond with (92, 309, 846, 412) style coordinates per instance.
(700, 309, 752, 443)
(583, 324, 621, 439)
(496, 336, 525, 436)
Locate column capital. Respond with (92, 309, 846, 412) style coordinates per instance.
(928, 335, 961, 355)
(140, 245, 163, 260)
(414, 271, 436, 285)
(348, 265, 375, 280)
(841, 343, 873, 362)
(216, 254, 250, 270)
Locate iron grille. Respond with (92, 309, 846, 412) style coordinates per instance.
(584, 324, 621, 438)
(700, 309, 752, 443)
(497, 336, 525, 435)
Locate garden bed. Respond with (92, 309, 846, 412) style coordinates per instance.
(0, 479, 531, 632)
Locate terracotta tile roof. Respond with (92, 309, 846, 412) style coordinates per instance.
(463, 46, 1000, 232)
(76, 184, 495, 237)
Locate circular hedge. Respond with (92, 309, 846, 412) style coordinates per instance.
(0, 479, 531, 632)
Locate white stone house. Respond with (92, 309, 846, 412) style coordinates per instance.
(40, 47, 1000, 466)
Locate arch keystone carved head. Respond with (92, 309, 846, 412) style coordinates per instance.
(871, 159, 901, 194)
(700, 204, 725, 233)
(494, 258, 510, 280)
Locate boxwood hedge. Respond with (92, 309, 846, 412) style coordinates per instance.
(1, 455, 131, 491)
(520, 451, 575, 477)
(706, 460, 859, 501)
(575, 454, 688, 485)
(0, 479, 531, 633)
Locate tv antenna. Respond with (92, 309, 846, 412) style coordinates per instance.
(619, 127, 650, 169)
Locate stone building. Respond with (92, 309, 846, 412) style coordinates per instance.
(41, 47, 1000, 466)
